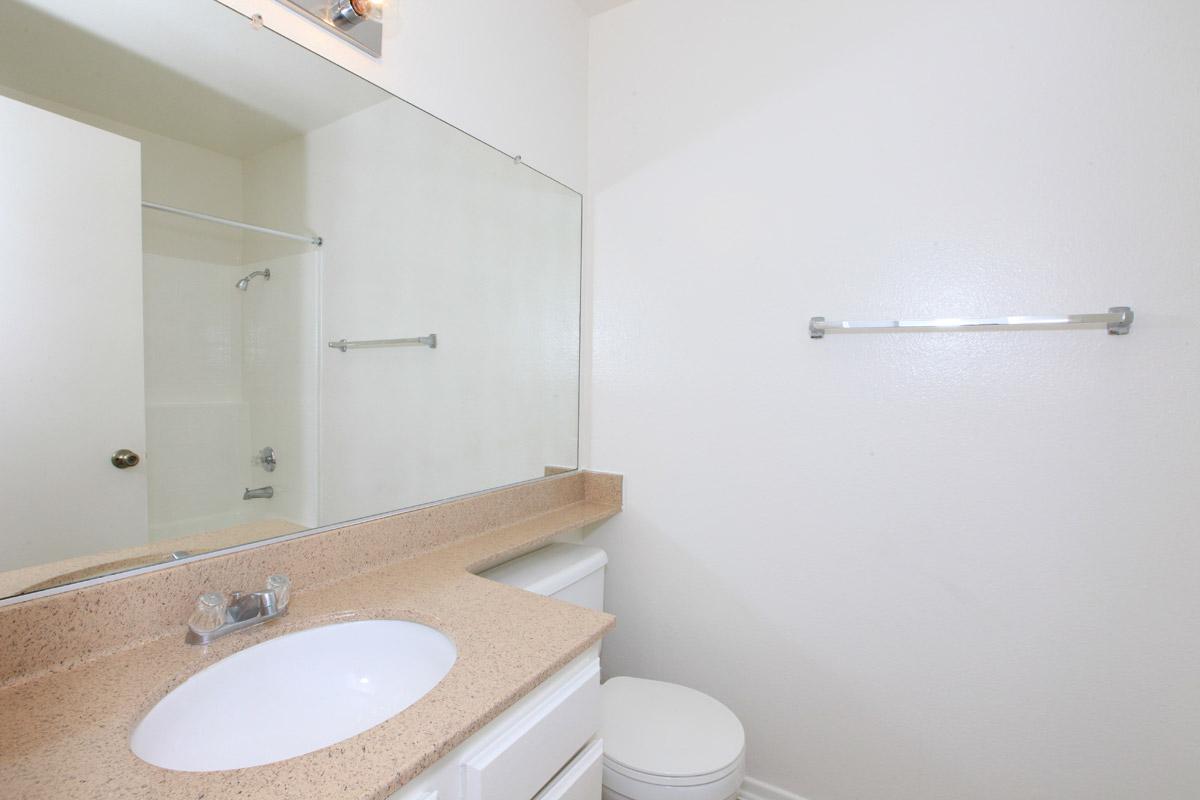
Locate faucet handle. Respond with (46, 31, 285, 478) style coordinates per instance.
(266, 575, 291, 611)
(188, 592, 228, 635)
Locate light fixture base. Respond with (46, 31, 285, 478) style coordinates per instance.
(274, 0, 383, 57)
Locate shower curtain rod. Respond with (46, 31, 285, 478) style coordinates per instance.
(142, 202, 323, 247)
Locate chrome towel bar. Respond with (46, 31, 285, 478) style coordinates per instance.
(809, 307, 1133, 339)
(328, 335, 438, 352)
(143, 201, 323, 246)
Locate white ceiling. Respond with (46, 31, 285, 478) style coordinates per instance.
(576, 0, 637, 17)
(0, 0, 389, 158)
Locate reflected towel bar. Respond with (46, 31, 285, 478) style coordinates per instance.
(328, 335, 438, 352)
(809, 307, 1133, 339)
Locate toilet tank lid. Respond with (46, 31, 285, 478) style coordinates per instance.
(478, 543, 607, 597)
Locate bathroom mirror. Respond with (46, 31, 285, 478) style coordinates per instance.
(0, 0, 581, 600)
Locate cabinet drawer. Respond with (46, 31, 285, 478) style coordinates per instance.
(534, 739, 603, 800)
(462, 659, 600, 800)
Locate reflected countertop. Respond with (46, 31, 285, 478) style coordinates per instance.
(0, 518, 307, 599)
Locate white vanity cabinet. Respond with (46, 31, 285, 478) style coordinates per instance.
(389, 648, 602, 800)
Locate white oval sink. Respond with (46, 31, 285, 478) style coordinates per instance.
(131, 619, 457, 772)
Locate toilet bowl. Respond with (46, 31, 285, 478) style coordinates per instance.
(601, 676, 745, 800)
(481, 544, 747, 800)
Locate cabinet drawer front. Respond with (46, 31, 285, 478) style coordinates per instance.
(534, 739, 603, 800)
(462, 659, 600, 800)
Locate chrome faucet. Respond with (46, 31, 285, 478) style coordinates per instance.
(243, 485, 274, 500)
(253, 446, 277, 473)
(186, 575, 291, 645)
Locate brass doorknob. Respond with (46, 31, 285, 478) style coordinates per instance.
(111, 449, 141, 469)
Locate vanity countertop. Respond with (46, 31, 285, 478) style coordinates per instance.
(0, 473, 620, 799)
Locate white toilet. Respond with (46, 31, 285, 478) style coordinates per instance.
(481, 544, 746, 800)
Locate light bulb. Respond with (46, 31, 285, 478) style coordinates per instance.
(329, 0, 381, 28)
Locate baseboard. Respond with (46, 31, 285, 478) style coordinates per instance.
(739, 776, 807, 800)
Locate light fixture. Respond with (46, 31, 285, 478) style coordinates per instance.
(275, 0, 386, 57)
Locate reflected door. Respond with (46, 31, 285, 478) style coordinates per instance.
(0, 95, 148, 570)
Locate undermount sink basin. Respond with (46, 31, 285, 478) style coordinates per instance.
(131, 620, 457, 772)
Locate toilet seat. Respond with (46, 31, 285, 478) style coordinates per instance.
(605, 755, 744, 788)
(601, 677, 746, 800)
(602, 759, 745, 800)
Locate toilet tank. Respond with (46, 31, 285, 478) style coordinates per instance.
(479, 543, 607, 611)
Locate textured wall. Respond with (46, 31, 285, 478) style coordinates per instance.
(586, 1, 1200, 798)
(244, 101, 581, 524)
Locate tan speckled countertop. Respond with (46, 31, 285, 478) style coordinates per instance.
(0, 471, 621, 799)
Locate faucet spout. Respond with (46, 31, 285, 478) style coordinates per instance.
(243, 485, 274, 500)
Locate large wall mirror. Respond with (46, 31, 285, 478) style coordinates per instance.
(0, 0, 581, 600)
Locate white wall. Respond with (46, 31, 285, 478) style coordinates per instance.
(586, 2, 1200, 799)
(217, 0, 590, 190)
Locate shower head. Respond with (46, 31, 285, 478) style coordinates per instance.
(235, 268, 271, 291)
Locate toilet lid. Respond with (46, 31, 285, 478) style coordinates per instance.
(602, 677, 745, 780)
